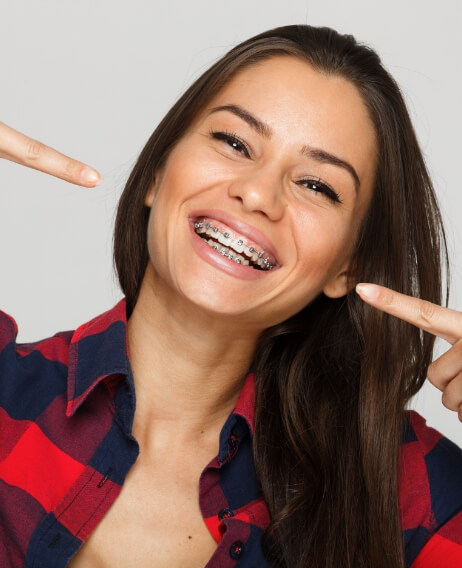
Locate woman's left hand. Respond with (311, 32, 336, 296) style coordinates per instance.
(356, 283, 462, 421)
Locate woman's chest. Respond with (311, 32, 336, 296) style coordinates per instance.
(68, 456, 218, 568)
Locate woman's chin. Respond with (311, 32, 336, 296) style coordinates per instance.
(179, 284, 257, 319)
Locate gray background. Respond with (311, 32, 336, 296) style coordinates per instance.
(1, 0, 461, 443)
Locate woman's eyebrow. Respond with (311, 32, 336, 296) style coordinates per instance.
(303, 146, 360, 191)
(208, 104, 360, 191)
(208, 104, 271, 138)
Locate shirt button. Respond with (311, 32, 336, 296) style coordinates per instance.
(228, 434, 239, 449)
(218, 507, 235, 521)
(229, 540, 245, 560)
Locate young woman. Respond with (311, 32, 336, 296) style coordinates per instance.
(1, 25, 462, 568)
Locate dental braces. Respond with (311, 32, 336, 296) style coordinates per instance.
(194, 221, 273, 269)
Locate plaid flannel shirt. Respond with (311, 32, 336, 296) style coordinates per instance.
(1, 301, 461, 567)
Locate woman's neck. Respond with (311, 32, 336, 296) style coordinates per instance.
(126, 271, 260, 449)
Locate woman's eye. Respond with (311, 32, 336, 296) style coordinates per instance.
(297, 178, 342, 204)
(210, 130, 250, 158)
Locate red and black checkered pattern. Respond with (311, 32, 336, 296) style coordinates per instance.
(400, 411, 462, 566)
(1, 301, 461, 567)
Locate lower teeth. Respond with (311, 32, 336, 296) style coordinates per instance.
(202, 236, 265, 269)
(195, 227, 273, 270)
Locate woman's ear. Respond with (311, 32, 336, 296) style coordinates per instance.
(323, 266, 355, 298)
(145, 164, 166, 207)
(144, 180, 157, 207)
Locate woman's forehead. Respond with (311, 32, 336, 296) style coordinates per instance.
(207, 57, 374, 136)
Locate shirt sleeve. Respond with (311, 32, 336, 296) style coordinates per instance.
(0, 310, 19, 380)
(402, 411, 462, 567)
(0, 310, 18, 345)
(410, 511, 462, 567)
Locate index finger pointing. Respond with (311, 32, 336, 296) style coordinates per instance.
(356, 283, 462, 344)
(0, 122, 101, 187)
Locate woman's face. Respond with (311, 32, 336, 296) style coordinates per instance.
(144, 56, 377, 330)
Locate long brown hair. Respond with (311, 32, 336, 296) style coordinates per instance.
(114, 26, 447, 568)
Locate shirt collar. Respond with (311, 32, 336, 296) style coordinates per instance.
(232, 371, 256, 436)
(65, 300, 257, 433)
(66, 299, 130, 416)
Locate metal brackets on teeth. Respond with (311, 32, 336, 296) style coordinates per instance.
(194, 221, 274, 270)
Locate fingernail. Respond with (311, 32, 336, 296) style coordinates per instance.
(81, 167, 101, 185)
(355, 283, 380, 301)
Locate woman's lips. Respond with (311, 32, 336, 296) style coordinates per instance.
(188, 215, 280, 280)
(194, 217, 276, 270)
(189, 210, 280, 267)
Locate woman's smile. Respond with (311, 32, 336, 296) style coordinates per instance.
(189, 209, 280, 278)
(192, 217, 277, 270)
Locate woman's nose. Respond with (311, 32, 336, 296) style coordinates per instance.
(227, 168, 285, 221)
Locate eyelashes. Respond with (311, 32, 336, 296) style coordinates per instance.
(295, 177, 342, 204)
(209, 129, 342, 204)
(210, 129, 250, 157)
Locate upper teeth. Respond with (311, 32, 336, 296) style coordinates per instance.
(194, 221, 274, 270)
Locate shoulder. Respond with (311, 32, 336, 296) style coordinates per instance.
(402, 411, 462, 503)
(0, 301, 128, 420)
(0, 309, 73, 361)
(0, 309, 73, 419)
(400, 410, 462, 567)
(0, 309, 18, 348)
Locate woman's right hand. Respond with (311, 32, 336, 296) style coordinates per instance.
(0, 122, 101, 187)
